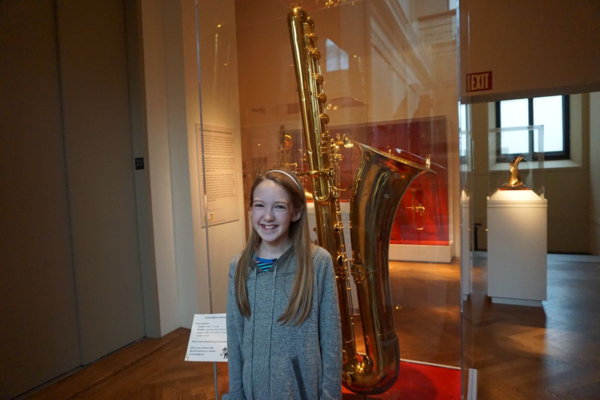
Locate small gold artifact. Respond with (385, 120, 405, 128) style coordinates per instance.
(501, 155, 526, 189)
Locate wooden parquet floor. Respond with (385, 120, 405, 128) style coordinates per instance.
(24, 254, 600, 399)
(25, 328, 216, 400)
(465, 253, 600, 400)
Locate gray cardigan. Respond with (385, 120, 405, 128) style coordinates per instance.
(223, 245, 342, 400)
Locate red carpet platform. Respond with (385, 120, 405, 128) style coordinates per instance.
(342, 360, 461, 400)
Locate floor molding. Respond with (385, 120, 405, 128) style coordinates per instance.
(467, 368, 478, 400)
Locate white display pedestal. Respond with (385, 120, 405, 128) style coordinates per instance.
(487, 190, 547, 306)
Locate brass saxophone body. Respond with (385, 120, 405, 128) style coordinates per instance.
(288, 7, 434, 394)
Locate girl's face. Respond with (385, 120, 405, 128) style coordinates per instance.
(251, 179, 301, 250)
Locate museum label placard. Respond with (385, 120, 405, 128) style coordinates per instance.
(185, 314, 228, 362)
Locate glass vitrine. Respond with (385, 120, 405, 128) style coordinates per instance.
(194, 1, 462, 398)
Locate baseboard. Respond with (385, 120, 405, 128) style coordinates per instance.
(400, 358, 461, 370)
(491, 297, 543, 307)
(389, 242, 453, 263)
(467, 368, 478, 400)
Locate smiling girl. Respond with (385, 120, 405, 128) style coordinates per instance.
(223, 170, 342, 400)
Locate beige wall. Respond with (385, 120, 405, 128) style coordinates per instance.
(0, 3, 81, 395)
(460, 0, 600, 103)
(140, 0, 182, 335)
(139, 0, 248, 324)
(196, 0, 247, 313)
(140, 0, 216, 332)
(1, 1, 150, 396)
(57, 0, 146, 363)
(590, 92, 600, 254)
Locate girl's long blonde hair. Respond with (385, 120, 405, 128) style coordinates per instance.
(235, 170, 313, 326)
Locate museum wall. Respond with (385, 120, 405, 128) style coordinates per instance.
(1, 1, 152, 396)
(140, 0, 187, 334)
(590, 92, 600, 255)
(141, 0, 249, 322)
(460, 0, 600, 103)
(139, 0, 249, 329)
(125, 0, 161, 339)
(161, 0, 212, 328)
(55, 0, 147, 363)
(196, 0, 247, 314)
(470, 95, 596, 253)
(0, 2, 81, 395)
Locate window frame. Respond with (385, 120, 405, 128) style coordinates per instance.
(495, 95, 570, 162)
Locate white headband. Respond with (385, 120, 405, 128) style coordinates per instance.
(267, 169, 303, 192)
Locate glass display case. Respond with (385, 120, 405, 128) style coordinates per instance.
(194, 0, 462, 398)
(485, 126, 547, 307)
(487, 125, 545, 199)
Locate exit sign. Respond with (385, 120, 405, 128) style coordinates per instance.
(466, 71, 493, 92)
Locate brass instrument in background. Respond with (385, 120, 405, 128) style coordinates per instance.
(277, 125, 298, 171)
(407, 189, 426, 231)
(288, 7, 434, 395)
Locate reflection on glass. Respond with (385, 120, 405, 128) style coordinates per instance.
(499, 95, 565, 154)
(325, 38, 349, 72)
(196, 0, 462, 398)
(460, 104, 469, 162)
(500, 98, 529, 153)
(534, 95, 563, 152)
(500, 98, 529, 127)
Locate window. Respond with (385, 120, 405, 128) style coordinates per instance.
(459, 104, 468, 158)
(495, 95, 570, 161)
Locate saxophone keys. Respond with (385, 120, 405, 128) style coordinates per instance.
(319, 113, 330, 124)
(317, 93, 327, 103)
(310, 48, 321, 60)
(308, 33, 318, 43)
(314, 73, 324, 84)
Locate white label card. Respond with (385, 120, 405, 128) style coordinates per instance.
(196, 124, 240, 227)
(185, 314, 228, 362)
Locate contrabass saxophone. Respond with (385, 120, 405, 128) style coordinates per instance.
(287, 7, 435, 395)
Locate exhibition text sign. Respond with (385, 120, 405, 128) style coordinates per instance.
(196, 124, 240, 227)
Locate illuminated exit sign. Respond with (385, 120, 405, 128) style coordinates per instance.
(466, 71, 493, 92)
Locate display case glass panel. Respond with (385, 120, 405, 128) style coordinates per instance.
(194, 1, 462, 398)
(488, 125, 545, 199)
(458, 0, 600, 398)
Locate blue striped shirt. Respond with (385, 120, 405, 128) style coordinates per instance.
(254, 255, 277, 272)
